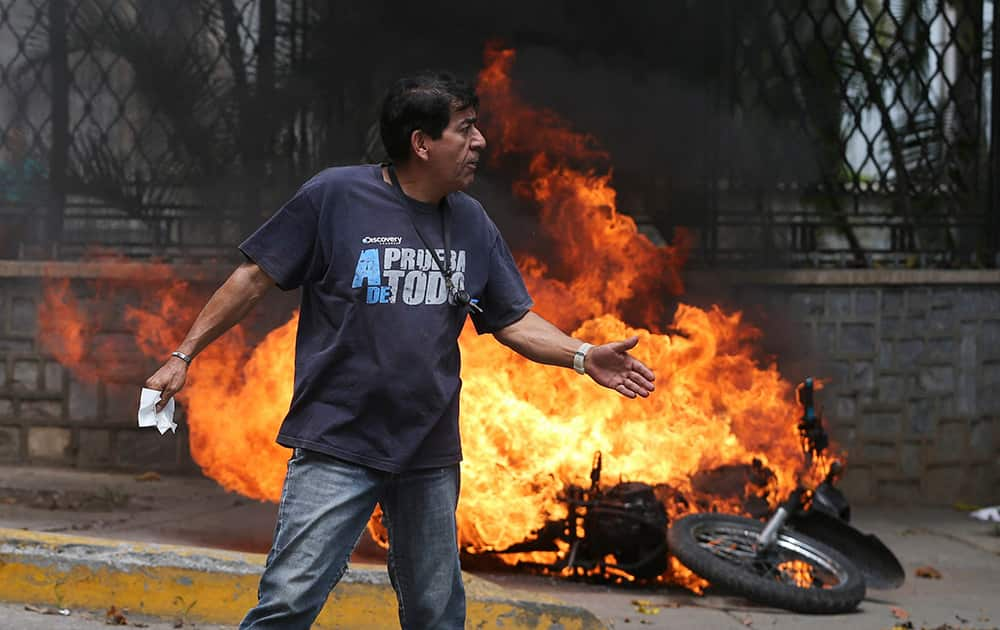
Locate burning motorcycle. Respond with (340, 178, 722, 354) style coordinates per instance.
(496, 450, 670, 580)
(497, 378, 903, 614)
(669, 377, 903, 613)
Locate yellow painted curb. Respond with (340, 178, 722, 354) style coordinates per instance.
(0, 529, 605, 629)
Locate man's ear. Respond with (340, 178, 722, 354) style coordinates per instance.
(409, 129, 430, 162)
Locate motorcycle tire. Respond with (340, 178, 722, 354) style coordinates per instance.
(668, 513, 866, 614)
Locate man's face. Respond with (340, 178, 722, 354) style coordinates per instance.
(423, 105, 486, 192)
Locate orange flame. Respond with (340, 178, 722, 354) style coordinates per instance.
(37, 44, 840, 588)
(122, 281, 294, 501)
(777, 559, 816, 588)
(39, 278, 89, 373)
(477, 44, 685, 331)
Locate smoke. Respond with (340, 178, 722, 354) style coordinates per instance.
(1, 1, 826, 265)
(455, 37, 818, 268)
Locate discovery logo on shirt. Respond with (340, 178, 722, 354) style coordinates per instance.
(361, 236, 403, 245)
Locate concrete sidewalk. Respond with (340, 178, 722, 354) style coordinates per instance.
(1, 464, 999, 629)
(0, 466, 601, 629)
(0, 528, 600, 629)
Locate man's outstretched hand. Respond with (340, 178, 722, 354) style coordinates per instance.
(490, 312, 656, 398)
(585, 336, 655, 399)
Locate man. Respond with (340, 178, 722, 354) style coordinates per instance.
(145, 71, 655, 629)
(2, 126, 32, 200)
(0, 124, 45, 256)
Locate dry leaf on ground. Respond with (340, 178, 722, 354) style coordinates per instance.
(105, 605, 128, 625)
(630, 599, 660, 615)
(134, 471, 161, 482)
(915, 565, 942, 579)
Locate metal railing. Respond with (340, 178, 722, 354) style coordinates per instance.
(700, 0, 999, 267)
(0, 0, 997, 267)
(1, 0, 314, 260)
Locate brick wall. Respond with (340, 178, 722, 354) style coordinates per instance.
(686, 270, 1000, 505)
(0, 275, 71, 464)
(0, 261, 246, 473)
(2, 262, 999, 504)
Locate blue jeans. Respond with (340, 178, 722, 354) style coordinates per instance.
(239, 448, 465, 629)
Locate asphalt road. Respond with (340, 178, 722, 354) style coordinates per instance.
(1, 465, 998, 629)
(1, 603, 230, 629)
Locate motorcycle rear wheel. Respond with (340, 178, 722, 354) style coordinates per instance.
(668, 513, 865, 614)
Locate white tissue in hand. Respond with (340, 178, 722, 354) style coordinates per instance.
(138, 387, 177, 435)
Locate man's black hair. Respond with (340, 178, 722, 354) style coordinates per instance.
(379, 71, 479, 163)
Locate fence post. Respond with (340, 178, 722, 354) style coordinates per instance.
(48, 0, 68, 251)
(991, 0, 1000, 266)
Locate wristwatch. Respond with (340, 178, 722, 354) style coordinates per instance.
(573, 343, 593, 375)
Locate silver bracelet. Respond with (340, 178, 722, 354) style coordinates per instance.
(170, 350, 193, 365)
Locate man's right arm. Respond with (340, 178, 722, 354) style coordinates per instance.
(145, 261, 275, 410)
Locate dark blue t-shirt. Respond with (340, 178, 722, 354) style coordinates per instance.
(240, 165, 533, 472)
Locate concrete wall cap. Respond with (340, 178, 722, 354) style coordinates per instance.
(684, 269, 1000, 285)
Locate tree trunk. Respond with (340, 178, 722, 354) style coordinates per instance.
(946, 0, 983, 260)
(768, 0, 866, 265)
(219, 0, 251, 163)
(843, 7, 917, 248)
(47, 0, 68, 248)
(257, 0, 277, 165)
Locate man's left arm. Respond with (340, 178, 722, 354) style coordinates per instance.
(492, 311, 655, 399)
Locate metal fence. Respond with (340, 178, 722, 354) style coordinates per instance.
(0, 0, 997, 267)
(702, 0, 999, 267)
(0, 0, 315, 260)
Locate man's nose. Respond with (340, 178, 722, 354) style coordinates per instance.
(471, 126, 486, 151)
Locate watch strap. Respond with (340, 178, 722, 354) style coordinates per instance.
(573, 343, 593, 375)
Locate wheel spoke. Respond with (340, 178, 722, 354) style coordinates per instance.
(696, 532, 758, 565)
(689, 522, 852, 589)
(672, 514, 865, 614)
